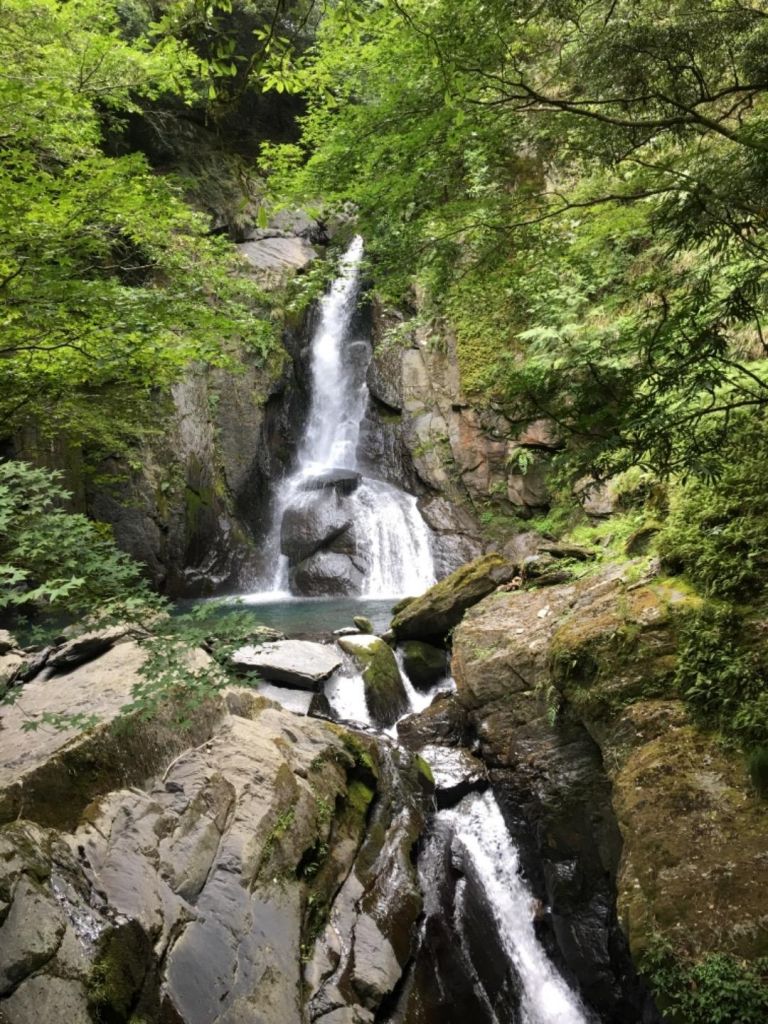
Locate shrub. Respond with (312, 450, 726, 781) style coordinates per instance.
(0, 460, 159, 625)
(657, 418, 768, 601)
(641, 938, 768, 1024)
(674, 605, 768, 747)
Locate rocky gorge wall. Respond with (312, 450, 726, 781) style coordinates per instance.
(392, 552, 768, 1021)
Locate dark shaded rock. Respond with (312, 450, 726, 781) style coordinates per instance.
(338, 635, 408, 729)
(308, 692, 337, 721)
(231, 639, 342, 690)
(397, 693, 470, 750)
(290, 551, 365, 597)
(353, 616, 374, 634)
(399, 641, 447, 691)
(390, 554, 513, 645)
(11, 646, 52, 685)
(301, 469, 362, 496)
(393, 810, 521, 1024)
(280, 492, 353, 563)
(538, 542, 595, 562)
(0, 631, 17, 655)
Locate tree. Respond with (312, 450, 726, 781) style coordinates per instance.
(0, 0, 278, 457)
(265, 0, 768, 478)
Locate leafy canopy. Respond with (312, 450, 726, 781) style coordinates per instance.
(0, 0, 278, 454)
(266, 0, 768, 478)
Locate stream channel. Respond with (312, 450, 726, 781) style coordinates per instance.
(209, 239, 597, 1022)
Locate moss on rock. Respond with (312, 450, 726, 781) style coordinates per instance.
(390, 553, 511, 645)
(338, 635, 409, 728)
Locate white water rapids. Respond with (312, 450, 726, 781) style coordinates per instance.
(439, 790, 591, 1024)
(262, 235, 434, 598)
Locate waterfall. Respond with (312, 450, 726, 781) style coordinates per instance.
(263, 236, 435, 598)
(428, 790, 591, 1024)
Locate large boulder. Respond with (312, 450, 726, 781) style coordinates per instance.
(338, 635, 409, 728)
(231, 639, 342, 691)
(290, 551, 365, 597)
(0, 641, 220, 829)
(390, 553, 513, 645)
(0, 698, 418, 1024)
(280, 491, 354, 564)
(450, 565, 768, 1020)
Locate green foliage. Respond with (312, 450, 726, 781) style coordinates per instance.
(266, 0, 768, 480)
(748, 746, 768, 798)
(674, 606, 768, 747)
(640, 938, 768, 1024)
(0, 0, 278, 455)
(657, 417, 768, 600)
(0, 460, 157, 620)
(122, 601, 273, 723)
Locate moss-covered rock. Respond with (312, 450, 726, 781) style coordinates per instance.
(608, 701, 768, 963)
(452, 563, 768, 1015)
(338, 635, 408, 728)
(390, 553, 512, 645)
(399, 640, 447, 691)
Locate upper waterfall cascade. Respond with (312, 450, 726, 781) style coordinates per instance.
(265, 236, 435, 598)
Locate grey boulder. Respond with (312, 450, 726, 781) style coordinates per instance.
(231, 639, 342, 691)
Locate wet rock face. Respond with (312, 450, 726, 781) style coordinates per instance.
(399, 641, 447, 691)
(450, 567, 768, 1022)
(338, 635, 409, 728)
(450, 575, 634, 1018)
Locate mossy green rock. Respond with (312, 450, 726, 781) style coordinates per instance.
(338, 634, 409, 728)
(452, 564, 768, 982)
(400, 641, 447, 691)
(390, 553, 511, 645)
(353, 615, 374, 634)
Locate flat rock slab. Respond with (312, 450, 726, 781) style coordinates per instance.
(237, 236, 315, 274)
(0, 641, 219, 829)
(231, 639, 342, 691)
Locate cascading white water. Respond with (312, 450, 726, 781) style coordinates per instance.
(263, 235, 435, 598)
(440, 791, 590, 1024)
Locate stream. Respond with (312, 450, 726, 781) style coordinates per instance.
(234, 239, 594, 1023)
